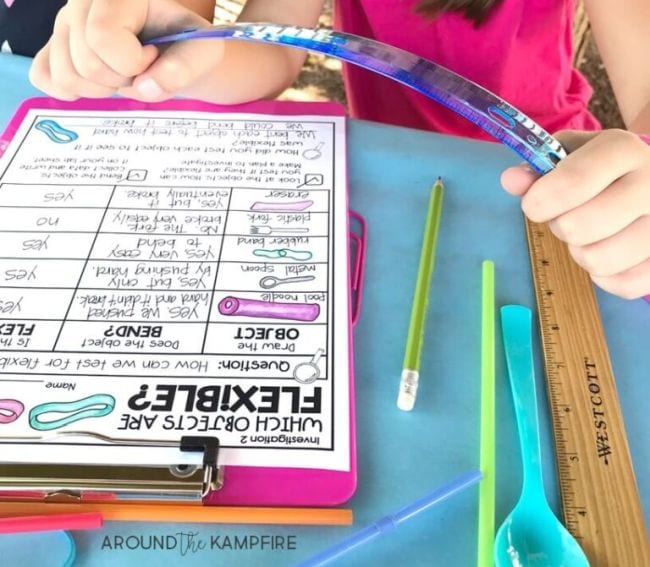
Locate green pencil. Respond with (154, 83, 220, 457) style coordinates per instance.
(397, 177, 444, 411)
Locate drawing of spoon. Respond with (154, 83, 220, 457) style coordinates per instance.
(259, 275, 316, 289)
(293, 349, 324, 384)
(302, 142, 324, 160)
(496, 305, 589, 567)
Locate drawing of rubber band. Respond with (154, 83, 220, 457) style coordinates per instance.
(253, 248, 312, 261)
(29, 393, 115, 431)
(218, 296, 320, 321)
(0, 399, 25, 424)
(293, 349, 324, 384)
(250, 200, 313, 212)
(34, 119, 79, 143)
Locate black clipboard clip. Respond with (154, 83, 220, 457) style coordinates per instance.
(179, 435, 222, 497)
(0, 433, 223, 502)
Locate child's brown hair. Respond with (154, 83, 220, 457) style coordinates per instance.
(416, 0, 500, 25)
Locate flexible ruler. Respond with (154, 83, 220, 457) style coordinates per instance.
(149, 23, 649, 563)
(145, 23, 565, 173)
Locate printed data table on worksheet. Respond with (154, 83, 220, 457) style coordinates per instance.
(0, 109, 350, 471)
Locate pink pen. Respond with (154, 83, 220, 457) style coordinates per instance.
(0, 513, 103, 534)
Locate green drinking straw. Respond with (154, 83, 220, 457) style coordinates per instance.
(477, 260, 496, 567)
(397, 178, 444, 411)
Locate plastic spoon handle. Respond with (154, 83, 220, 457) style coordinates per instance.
(500, 305, 545, 497)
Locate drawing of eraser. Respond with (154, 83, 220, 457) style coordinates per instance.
(250, 200, 313, 212)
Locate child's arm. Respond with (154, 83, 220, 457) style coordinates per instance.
(583, 0, 650, 133)
(500, 0, 650, 299)
(29, 0, 326, 104)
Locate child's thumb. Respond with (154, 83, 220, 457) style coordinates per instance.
(502, 130, 601, 197)
(130, 36, 225, 101)
(500, 163, 539, 197)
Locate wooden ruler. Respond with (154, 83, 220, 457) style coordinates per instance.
(525, 218, 649, 566)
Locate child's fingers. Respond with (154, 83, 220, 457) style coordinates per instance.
(500, 130, 600, 197)
(48, 15, 115, 99)
(568, 216, 650, 280)
(548, 169, 650, 246)
(67, 0, 134, 89)
(29, 43, 78, 101)
(85, 0, 157, 77)
(522, 129, 650, 223)
(590, 257, 650, 300)
(131, 38, 226, 101)
(500, 164, 539, 196)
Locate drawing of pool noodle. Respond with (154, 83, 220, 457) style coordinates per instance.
(0, 399, 25, 424)
(250, 200, 313, 212)
(253, 248, 313, 261)
(218, 296, 320, 321)
(34, 119, 79, 143)
(29, 393, 116, 431)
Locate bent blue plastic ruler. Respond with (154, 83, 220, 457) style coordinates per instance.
(146, 22, 566, 174)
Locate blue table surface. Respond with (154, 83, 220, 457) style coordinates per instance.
(0, 53, 647, 567)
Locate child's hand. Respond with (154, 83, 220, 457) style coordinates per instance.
(29, 0, 222, 101)
(501, 129, 650, 299)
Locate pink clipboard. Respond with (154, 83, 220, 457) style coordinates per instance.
(0, 97, 366, 507)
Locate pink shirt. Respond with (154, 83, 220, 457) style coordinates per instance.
(334, 0, 600, 140)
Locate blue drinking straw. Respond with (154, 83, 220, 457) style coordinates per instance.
(294, 469, 483, 567)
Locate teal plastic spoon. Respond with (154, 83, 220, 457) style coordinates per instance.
(496, 305, 589, 567)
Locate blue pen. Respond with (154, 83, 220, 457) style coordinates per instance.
(294, 469, 483, 567)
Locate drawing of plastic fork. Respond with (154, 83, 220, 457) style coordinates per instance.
(250, 200, 313, 212)
(250, 225, 309, 235)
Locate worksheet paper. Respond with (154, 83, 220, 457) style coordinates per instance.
(0, 107, 350, 471)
